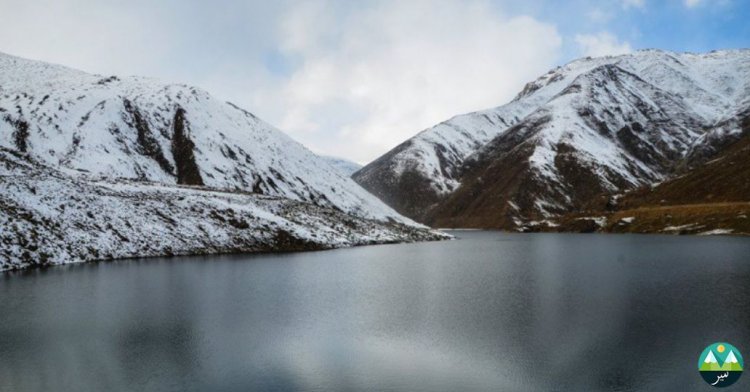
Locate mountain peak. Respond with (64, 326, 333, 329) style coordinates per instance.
(0, 51, 447, 270)
(0, 51, 413, 225)
(353, 49, 750, 228)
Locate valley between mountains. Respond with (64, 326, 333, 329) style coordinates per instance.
(2, 49, 749, 271)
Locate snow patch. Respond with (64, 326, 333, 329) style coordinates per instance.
(698, 229, 734, 236)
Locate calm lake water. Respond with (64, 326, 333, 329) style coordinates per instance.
(1, 231, 749, 391)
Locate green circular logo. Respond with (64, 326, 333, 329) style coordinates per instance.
(699, 342, 744, 388)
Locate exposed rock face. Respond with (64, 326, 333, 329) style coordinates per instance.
(122, 98, 175, 176)
(354, 49, 750, 229)
(170, 107, 203, 186)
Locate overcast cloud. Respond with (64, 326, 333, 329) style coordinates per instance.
(265, 0, 561, 161)
(0, 0, 747, 163)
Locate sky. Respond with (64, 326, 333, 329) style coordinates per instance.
(0, 0, 748, 164)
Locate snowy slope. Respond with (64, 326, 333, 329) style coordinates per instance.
(321, 156, 363, 177)
(354, 49, 750, 226)
(509, 50, 749, 188)
(0, 52, 410, 224)
(0, 149, 445, 271)
(0, 52, 450, 270)
(353, 53, 640, 202)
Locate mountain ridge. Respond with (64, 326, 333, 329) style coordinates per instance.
(0, 52, 446, 270)
(0, 50, 415, 224)
(353, 48, 750, 231)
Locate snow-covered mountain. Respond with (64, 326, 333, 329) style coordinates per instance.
(0, 52, 444, 270)
(321, 156, 363, 177)
(353, 49, 750, 228)
(0, 148, 441, 271)
(0, 51, 407, 223)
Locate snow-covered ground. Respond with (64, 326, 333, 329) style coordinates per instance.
(0, 149, 447, 271)
(0, 52, 447, 270)
(321, 156, 363, 177)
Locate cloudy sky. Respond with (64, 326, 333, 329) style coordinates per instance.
(1, 0, 748, 163)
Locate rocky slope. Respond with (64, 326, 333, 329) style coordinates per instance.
(0, 51, 407, 223)
(551, 121, 750, 236)
(0, 149, 443, 271)
(353, 49, 750, 229)
(0, 53, 445, 270)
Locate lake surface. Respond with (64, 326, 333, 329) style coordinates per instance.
(1, 231, 749, 391)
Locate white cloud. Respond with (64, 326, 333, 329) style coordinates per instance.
(684, 0, 701, 7)
(0, 0, 562, 164)
(575, 32, 633, 58)
(251, 0, 562, 163)
(0, 0, 285, 86)
(621, 0, 646, 9)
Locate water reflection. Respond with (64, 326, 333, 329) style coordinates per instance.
(1, 232, 749, 391)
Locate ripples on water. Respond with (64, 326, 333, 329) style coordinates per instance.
(1, 232, 749, 391)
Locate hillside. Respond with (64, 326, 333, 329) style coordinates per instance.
(0, 149, 444, 271)
(0, 53, 445, 270)
(354, 49, 750, 229)
(552, 125, 750, 235)
(0, 51, 409, 223)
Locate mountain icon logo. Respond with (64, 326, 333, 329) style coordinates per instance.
(699, 342, 744, 388)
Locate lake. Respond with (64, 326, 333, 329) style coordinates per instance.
(1, 231, 749, 391)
